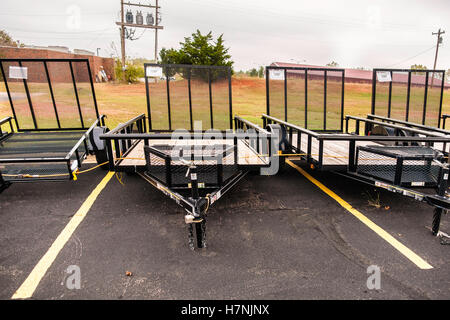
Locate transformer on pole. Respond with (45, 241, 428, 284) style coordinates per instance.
(116, 0, 164, 80)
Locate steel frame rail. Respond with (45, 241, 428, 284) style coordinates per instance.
(366, 114, 450, 136)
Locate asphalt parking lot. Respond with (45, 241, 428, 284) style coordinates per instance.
(1, 161, 449, 300)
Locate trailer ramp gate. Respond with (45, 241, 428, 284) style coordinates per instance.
(266, 65, 345, 132)
(371, 69, 445, 128)
(0, 58, 106, 188)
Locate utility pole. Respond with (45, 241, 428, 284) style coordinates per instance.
(431, 28, 445, 87)
(120, 0, 126, 81)
(155, 0, 159, 61)
(116, 0, 164, 81)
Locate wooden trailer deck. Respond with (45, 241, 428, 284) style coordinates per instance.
(292, 133, 384, 166)
(117, 139, 269, 168)
(291, 133, 449, 167)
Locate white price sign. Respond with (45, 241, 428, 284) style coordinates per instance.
(146, 66, 163, 78)
(269, 69, 285, 81)
(9, 66, 28, 80)
(376, 71, 392, 82)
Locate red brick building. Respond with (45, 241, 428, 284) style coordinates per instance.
(0, 46, 115, 82)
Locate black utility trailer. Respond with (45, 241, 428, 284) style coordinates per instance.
(0, 58, 108, 192)
(264, 65, 450, 237)
(101, 64, 276, 249)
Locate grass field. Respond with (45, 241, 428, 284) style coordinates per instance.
(1, 77, 449, 131)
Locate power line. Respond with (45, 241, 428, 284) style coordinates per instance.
(183, 0, 432, 34)
(384, 45, 436, 68)
(5, 26, 115, 35)
(85, 27, 118, 49)
(11, 35, 116, 40)
(0, 11, 117, 17)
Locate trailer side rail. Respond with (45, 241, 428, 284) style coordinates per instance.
(263, 114, 450, 171)
(102, 115, 274, 172)
(366, 114, 450, 135)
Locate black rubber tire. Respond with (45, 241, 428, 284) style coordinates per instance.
(95, 149, 109, 170)
(398, 129, 419, 146)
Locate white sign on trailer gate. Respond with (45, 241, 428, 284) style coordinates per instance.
(376, 71, 392, 82)
(146, 66, 163, 78)
(269, 69, 285, 81)
(9, 66, 28, 80)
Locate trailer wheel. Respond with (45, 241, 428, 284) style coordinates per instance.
(371, 125, 418, 146)
(398, 129, 419, 146)
(89, 126, 110, 169)
(371, 125, 394, 146)
(95, 149, 109, 169)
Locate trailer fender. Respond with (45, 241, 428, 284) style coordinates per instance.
(88, 126, 110, 167)
(266, 124, 289, 153)
(266, 124, 289, 171)
(397, 129, 419, 146)
(370, 125, 419, 146)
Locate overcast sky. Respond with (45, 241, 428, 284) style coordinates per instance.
(1, 0, 449, 71)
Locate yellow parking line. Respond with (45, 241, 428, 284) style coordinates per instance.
(11, 171, 115, 299)
(286, 160, 433, 270)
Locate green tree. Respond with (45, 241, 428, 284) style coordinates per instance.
(0, 30, 25, 80)
(247, 68, 258, 77)
(411, 64, 427, 75)
(326, 61, 339, 67)
(159, 30, 233, 69)
(258, 66, 264, 78)
(114, 59, 145, 83)
(0, 30, 23, 47)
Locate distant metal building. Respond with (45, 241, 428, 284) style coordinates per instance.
(270, 62, 450, 88)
